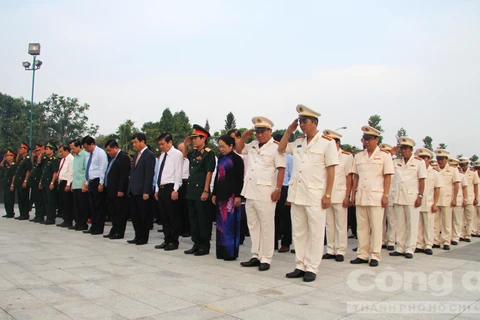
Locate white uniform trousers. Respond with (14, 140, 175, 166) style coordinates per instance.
(434, 206, 452, 246)
(382, 206, 396, 246)
(356, 206, 383, 261)
(473, 206, 480, 236)
(417, 210, 435, 250)
(394, 204, 419, 254)
(461, 204, 475, 239)
(245, 199, 276, 264)
(291, 204, 326, 274)
(325, 203, 348, 256)
(452, 206, 464, 242)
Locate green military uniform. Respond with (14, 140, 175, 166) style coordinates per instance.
(27, 155, 46, 222)
(186, 146, 216, 253)
(14, 155, 32, 219)
(40, 154, 59, 224)
(2, 159, 17, 218)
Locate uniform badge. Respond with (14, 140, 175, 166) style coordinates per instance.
(297, 145, 302, 148)
(196, 156, 202, 161)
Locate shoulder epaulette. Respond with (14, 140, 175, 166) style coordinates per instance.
(341, 150, 351, 155)
(381, 150, 390, 154)
(204, 148, 211, 152)
(414, 156, 422, 161)
(273, 140, 279, 145)
(322, 134, 332, 141)
(434, 168, 441, 172)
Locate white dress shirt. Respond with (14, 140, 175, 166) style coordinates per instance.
(85, 145, 108, 184)
(58, 153, 74, 186)
(182, 158, 189, 180)
(155, 147, 183, 192)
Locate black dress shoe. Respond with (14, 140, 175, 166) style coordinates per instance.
(405, 253, 413, 259)
(258, 263, 270, 271)
(415, 248, 424, 253)
(14, 216, 21, 220)
(387, 246, 395, 251)
(33, 218, 44, 223)
(67, 225, 76, 230)
(389, 251, 404, 257)
(451, 241, 458, 246)
(381, 244, 387, 249)
(44, 220, 55, 225)
(424, 249, 433, 255)
(182, 232, 190, 237)
(136, 240, 148, 245)
(286, 269, 305, 278)
(91, 231, 103, 235)
(109, 234, 124, 240)
(352, 247, 358, 252)
(75, 225, 88, 231)
(459, 238, 466, 242)
(432, 244, 441, 248)
(465, 238, 471, 243)
(350, 257, 368, 264)
(18, 216, 29, 220)
(303, 271, 316, 282)
(164, 243, 178, 251)
(322, 253, 335, 260)
(127, 239, 138, 244)
(83, 229, 92, 234)
(443, 245, 450, 250)
(240, 258, 261, 267)
(155, 242, 168, 249)
(184, 246, 198, 254)
(335, 255, 344, 262)
(103, 234, 113, 238)
(369, 259, 379, 267)
(3, 215, 14, 218)
(157, 228, 163, 232)
(57, 222, 71, 228)
(194, 248, 209, 256)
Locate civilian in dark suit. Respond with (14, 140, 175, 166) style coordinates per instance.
(104, 140, 131, 239)
(127, 132, 155, 245)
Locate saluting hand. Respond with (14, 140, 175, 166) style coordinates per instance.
(242, 129, 254, 140)
(287, 119, 298, 133)
(184, 136, 191, 146)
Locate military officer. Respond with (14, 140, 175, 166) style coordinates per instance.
(459, 157, 478, 242)
(379, 143, 396, 251)
(321, 128, 352, 263)
(13, 143, 32, 220)
(2, 150, 18, 218)
(27, 145, 46, 222)
(182, 125, 216, 256)
(448, 158, 468, 246)
(350, 126, 394, 267)
(433, 149, 460, 250)
(39, 142, 60, 225)
(389, 137, 427, 259)
(415, 148, 443, 255)
(237, 116, 286, 272)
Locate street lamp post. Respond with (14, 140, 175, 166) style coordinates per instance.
(22, 43, 43, 155)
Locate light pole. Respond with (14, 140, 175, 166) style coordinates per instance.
(335, 126, 347, 131)
(22, 43, 42, 155)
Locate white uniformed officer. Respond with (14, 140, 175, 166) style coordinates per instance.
(389, 137, 427, 259)
(350, 126, 394, 267)
(415, 148, 443, 255)
(321, 129, 353, 262)
(433, 149, 460, 250)
(459, 157, 479, 242)
(379, 143, 396, 251)
(448, 158, 468, 246)
(236, 117, 286, 271)
(278, 105, 338, 282)
(473, 162, 480, 237)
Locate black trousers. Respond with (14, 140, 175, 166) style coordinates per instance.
(275, 186, 292, 247)
(178, 179, 190, 234)
(239, 202, 248, 244)
(32, 186, 45, 220)
(158, 184, 181, 245)
(129, 194, 151, 242)
(58, 181, 73, 225)
(348, 205, 357, 236)
(42, 186, 57, 221)
(16, 186, 30, 218)
(187, 199, 213, 251)
(73, 189, 89, 228)
(3, 186, 15, 217)
(88, 178, 106, 233)
(107, 193, 129, 237)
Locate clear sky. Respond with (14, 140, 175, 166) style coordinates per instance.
(1, 1, 479, 157)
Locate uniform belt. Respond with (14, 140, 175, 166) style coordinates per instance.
(59, 180, 68, 183)
(158, 183, 174, 189)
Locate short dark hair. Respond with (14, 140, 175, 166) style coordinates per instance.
(105, 140, 119, 148)
(69, 139, 82, 148)
(59, 144, 70, 152)
(82, 136, 95, 146)
(158, 133, 173, 143)
(334, 138, 341, 143)
(218, 135, 235, 148)
(132, 132, 147, 144)
(227, 129, 242, 138)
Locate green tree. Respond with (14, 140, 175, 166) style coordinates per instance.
(116, 119, 138, 154)
(368, 114, 384, 144)
(395, 127, 408, 156)
(438, 143, 447, 150)
(224, 112, 236, 130)
(341, 144, 362, 154)
(0, 93, 31, 151)
(456, 154, 463, 159)
(271, 129, 303, 142)
(423, 136, 433, 151)
(171, 110, 192, 144)
(142, 121, 161, 149)
(40, 93, 98, 145)
(158, 108, 173, 134)
(204, 119, 210, 134)
(470, 154, 479, 163)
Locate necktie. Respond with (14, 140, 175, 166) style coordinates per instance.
(104, 152, 118, 187)
(135, 151, 142, 167)
(85, 152, 93, 181)
(57, 158, 65, 181)
(157, 153, 168, 187)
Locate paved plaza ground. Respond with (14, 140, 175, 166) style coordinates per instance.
(1, 205, 480, 320)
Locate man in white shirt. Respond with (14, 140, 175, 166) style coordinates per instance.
(56, 145, 74, 228)
(177, 142, 190, 237)
(154, 133, 184, 251)
(459, 157, 478, 242)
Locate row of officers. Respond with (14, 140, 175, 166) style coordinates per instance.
(2, 104, 479, 283)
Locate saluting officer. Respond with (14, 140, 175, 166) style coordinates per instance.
(389, 137, 427, 259)
(379, 143, 396, 251)
(182, 125, 216, 256)
(415, 148, 443, 255)
(13, 143, 32, 220)
(28, 145, 46, 222)
(350, 126, 394, 267)
(2, 149, 18, 218)
(458, 157, 478, 242)
(39, 142, 60, 225)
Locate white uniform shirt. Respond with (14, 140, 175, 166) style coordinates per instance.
(392, 156, 428, 205)
(241, 137, 286, 200)
(437, 164, 461, 207)
(154, 147, 183, 192)
(420, 165, 444, 212)
(285, 132, 339, 206)
(182, 158, 189, 180)
(351, 146, 394, 206)
(331, 149, 353, 204)
(464, 168, 480, 205)
(456, 171, 468, 203)
(58, 153, 74, 185)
